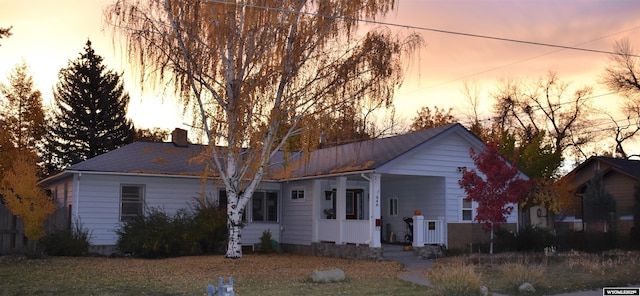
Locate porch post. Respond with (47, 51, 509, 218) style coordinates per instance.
(412, 215, 424, 247)
(336, 176, 347, 244)
(369, 173, 381, 248)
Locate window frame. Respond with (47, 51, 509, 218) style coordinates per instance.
(291, 189, 305, 201)
(461, 196, 474, 222)
(120, 184, 145, 221)
(252, 190, 279, 223)
(389, 198, 398, 216)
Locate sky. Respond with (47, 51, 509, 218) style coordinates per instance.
(1, 0, 640, 143)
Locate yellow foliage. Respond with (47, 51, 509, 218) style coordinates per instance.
(1, 157, 56, 241)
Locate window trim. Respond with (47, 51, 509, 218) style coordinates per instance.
(461, 196, 474, 222)
(389, 198, 398, 216)
(120, 184, 145, 221)
(252, 190, 279, 223)
(290, 189, 305, 201)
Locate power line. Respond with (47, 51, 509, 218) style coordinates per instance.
(207, 0, 640, 58)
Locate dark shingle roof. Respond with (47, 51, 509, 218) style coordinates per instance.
(55, 123, 471, 181)
(66, 142, 209, 176)
(595, 156, 640, 179)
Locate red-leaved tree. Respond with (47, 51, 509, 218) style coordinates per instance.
(458, 142, 534, 253)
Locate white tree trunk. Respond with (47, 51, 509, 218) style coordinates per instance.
(226, 215, 243, 259)
(225, 191, 246, 259)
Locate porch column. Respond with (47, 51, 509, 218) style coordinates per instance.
(336, 176, 347, 244)
(412, 215, 424, 247)
(369, 173, 381, 248)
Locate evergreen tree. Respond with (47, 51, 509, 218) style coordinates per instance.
(583, 173, 617, 232)
(45, 40, 135, 173)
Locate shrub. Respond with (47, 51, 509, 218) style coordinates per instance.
(427, 264, 483, 296)
(495, 225, 556, 253)
(260, 229, 273, 253)
(41, 220, 91, 256)
(190, 197, 228, 254)
(116, 199, 227, 258)
(502, 263, 547, 294)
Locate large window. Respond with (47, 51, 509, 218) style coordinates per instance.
(121, 185, 144, 221)
(219, 189, 278, 222)
(252, 191, 278, 222)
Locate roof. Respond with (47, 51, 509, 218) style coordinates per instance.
(65, 141, 210, 176)
(575, 156, 640, 180)
(280, 123, 473, 178)
(42, 123, 479, 183)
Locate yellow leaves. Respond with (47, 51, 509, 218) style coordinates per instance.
(1, 156, 56, 241)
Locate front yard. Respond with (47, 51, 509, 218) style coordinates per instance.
(0, 254, 425, 295)
(2, 250, 639, 295)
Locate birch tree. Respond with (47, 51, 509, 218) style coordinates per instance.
(106, 0, 422, 258)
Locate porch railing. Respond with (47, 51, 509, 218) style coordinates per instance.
(317, 219, 370, 245)
(422, 219, 445, 245)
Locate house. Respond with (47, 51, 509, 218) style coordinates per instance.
(559, 156, 639, 240)
(41, 123, 519, 257)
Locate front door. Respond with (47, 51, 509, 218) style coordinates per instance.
(346, 189, 363, 220)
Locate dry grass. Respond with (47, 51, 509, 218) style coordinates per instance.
(426, 264, 483, 296)
(3, 250, 640, 295)
(0, 254, 430, 295)
(453, 250, 640, 296)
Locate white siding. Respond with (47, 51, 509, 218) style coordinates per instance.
(378, 131, 519, 244)
(75, 174, 218, 246)
(280, 180, 314, 245)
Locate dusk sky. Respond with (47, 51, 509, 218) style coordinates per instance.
(1, 1, 639, 136)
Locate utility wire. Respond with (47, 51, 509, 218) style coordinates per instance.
(207, 0, 640, 58)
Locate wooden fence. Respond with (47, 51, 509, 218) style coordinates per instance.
(0, 204, 71, 255)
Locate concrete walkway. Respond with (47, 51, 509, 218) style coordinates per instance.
(382, 244, 635, 296)
(382, 244, 432, 286)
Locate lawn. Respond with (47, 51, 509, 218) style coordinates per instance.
(2, 251, 639, 296)
(0, 254, 428, 295)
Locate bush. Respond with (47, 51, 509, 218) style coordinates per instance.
(427, 265, 483, 296)
(502, 263, 547, 294)
(556, 231, 617, 252)
(116, 199, 227, 258)
(41, 220, 91, 256)
(495, 225, 556, 253)
(260, 229, 274, 253)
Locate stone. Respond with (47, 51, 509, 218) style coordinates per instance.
(519, 282, 536, 294)
(311, 269, 346, 283)
(479, 286, 489, 296)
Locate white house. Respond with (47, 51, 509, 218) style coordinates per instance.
(41, 124, 519, 257)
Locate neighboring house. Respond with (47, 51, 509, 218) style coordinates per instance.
(41, 124, 519, 257)
(559, 156, 639, 240)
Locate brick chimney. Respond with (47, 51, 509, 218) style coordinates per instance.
(171, 128, 189, 147)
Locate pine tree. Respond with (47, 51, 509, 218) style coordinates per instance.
(45, 40, 135, 172)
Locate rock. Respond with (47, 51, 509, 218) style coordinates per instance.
(311, 269, 346, 282)
(519, 282, 536, 294)
(479, 285, 489, 296)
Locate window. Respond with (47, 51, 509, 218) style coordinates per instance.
(121, 185, 144, 221)
(462, 197, 473, 221)
(291, 189, 304, 200)
(252, 191, 278, 222)
(389, 198, 398, 216)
